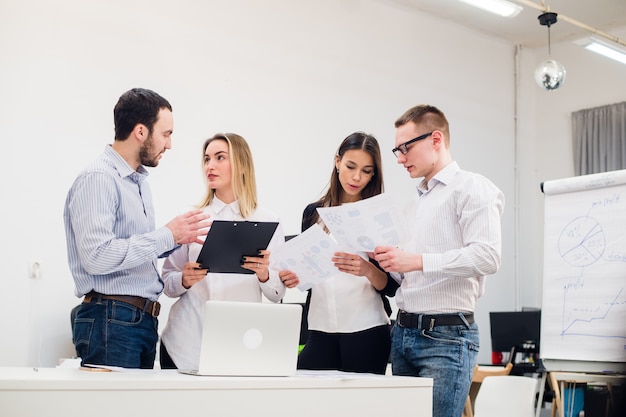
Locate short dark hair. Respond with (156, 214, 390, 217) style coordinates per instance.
(113, 88, 172, 141)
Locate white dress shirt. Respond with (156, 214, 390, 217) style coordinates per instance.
(305, 231, 390, 333)
(160, 197, 286, 370)
(396, 161, 505, 314)
(307, 267, 391, 333)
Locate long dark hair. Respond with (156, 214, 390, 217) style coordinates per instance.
(305, 132, 384, 228)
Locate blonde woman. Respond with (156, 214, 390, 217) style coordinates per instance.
(159, 133, 285, 370)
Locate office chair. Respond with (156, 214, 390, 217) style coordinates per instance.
(463, 362, 513, 417)
(473, 375, 538, 417)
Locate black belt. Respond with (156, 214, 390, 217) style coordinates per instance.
(397, 311, 474, 331)
(83, 291, 160, 317)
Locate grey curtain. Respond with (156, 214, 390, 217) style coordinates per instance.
(572, 101, 626, 176)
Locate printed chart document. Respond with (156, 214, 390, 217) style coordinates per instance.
(316, 193, 406, 252)
(272, 224, 339, 291)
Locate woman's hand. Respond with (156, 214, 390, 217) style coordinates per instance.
(334, 251, 389, 290)
(278, 270, 300, 288)
(181, 262, 208, 289)
(333, 251, 371, 276)
(243, 249, 271, 282)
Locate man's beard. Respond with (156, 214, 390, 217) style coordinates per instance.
(139, 134, 161, 167)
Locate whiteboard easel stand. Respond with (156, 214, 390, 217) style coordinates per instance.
(541, 371, 626, 417)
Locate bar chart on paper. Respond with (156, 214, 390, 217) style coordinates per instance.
(541, 169, 626, 372)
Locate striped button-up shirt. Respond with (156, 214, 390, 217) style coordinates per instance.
(64, 145, 175, 301)
(397, 161, 505, 314)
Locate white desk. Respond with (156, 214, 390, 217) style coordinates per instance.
(0, 367, 433, 417)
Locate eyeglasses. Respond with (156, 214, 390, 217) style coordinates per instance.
(392, 131, 433, 158)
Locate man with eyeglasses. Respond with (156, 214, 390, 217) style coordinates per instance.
(374, 104, 504, 417)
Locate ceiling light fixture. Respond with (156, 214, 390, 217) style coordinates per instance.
(574, 36, 626, 65)
(534, 11, 566, 91)
(457, 0, 523, 18)
(513, 0, 626, 66)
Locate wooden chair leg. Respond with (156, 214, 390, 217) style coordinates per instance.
(548, 372, 562, 417)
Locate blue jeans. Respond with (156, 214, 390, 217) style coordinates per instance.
(72, 298, 159, 369)
(390, 319, 479, 417)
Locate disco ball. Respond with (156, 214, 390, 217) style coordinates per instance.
(534, 59, 566, 91)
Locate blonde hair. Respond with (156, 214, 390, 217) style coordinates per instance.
(197, 133, 258, 218)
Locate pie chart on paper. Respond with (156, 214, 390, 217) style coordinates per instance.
(557, 216, 605, 268)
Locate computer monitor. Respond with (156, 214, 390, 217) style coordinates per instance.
(489, 310, 541, 353)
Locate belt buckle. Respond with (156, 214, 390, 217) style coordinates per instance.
(398, 311, 408, 327)
(428, 317, 435, 331)
(151, 302, 160, 317)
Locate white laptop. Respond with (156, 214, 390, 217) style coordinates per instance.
(179, 300, 302, 377)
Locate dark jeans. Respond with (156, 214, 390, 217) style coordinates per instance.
(72, 298, 159, 369)
(297, 325, 391, 375)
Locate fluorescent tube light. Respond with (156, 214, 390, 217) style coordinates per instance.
(575, 36, 626, 65)
(457, 0, 523, 18)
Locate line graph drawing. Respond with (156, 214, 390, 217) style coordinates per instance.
(554, 214, 626, 341)
(560, 287, 625, 339)
(541, 170, 626, 367)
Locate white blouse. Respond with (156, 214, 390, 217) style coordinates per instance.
(160, 197, 286, 370)
(307, 250, 390, 333)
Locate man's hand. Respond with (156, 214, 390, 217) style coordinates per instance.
(166, 209, 211, 245)
(373, 245, 422, 273)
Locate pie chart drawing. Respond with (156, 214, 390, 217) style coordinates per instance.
(558, 216, 606, 268)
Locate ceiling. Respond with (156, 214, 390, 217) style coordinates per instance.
(387, 0, 626, 48)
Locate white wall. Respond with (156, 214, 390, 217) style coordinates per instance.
(516, 31, 626, 314)
(0, 0, 622, 368)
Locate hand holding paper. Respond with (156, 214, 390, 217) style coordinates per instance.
(272, 224, 340, 291)
(332, 252, 370, 276)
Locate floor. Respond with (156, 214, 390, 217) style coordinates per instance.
(538, 405, 553, 417)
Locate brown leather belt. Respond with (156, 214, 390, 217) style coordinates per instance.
(397, 311, 474, 331)
(83, 291, 160, 317)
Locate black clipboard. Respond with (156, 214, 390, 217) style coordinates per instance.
(196, 220, 279, 274)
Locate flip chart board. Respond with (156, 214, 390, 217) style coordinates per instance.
(541, 169, 626, 373)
